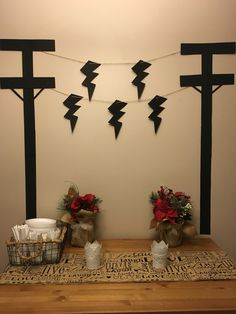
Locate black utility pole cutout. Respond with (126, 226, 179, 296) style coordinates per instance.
(0, 39, 56, 219)
(180, 42, 235, 234)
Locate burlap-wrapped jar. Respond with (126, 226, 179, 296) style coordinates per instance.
(70, 218, 95, 247)
(70, 209, 96, 247)
(156, 221, 183, 247)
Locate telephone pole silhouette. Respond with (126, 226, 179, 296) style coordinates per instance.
(0, 39, 55, 219)
(180, 42, 235, 234)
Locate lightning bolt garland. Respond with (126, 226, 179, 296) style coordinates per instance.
(63, 94, 83, 132)
(132, 60, 151, 99)
(108, 100, 127, 139)
(65, 60, 168, 136)
(80, 60, 101, 101)
(148, 95, 167, 134)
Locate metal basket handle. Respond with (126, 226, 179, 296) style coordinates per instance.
(16, 243, 43, 261)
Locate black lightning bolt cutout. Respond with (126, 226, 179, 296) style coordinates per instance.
(132, 60, 151, 99)
(80, 60, 101, 101)
(108, 100, 127, 139)
(63, 94, 83, 132)
(148, 95, 167, 134)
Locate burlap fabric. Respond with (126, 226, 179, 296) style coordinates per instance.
(1, 250, 235, 284)
(70, 220, 94, 247)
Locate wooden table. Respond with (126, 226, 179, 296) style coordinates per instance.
(0, 238, 236, 313)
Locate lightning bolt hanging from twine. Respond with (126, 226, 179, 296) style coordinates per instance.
(132, 60, 151, 99)
(148, 95, 167, 134)
(63, 94, 83, 132)
(80, 60, 101, 101)
(108, 100, 127, 139)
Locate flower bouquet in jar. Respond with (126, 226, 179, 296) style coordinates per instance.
(149, 186, 196, 247)
(58, 184, 102, 247)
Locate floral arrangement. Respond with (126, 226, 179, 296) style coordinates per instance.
(149, 186, 192, 229)
(58, 184, 102, 223)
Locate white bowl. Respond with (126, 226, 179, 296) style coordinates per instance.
(28, 227, 56, 233)
(25, 218, 56, 229)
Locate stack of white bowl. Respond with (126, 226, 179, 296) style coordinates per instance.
(25, 218, 60, 241)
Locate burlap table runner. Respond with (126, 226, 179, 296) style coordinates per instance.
(0, 250, 235, 284)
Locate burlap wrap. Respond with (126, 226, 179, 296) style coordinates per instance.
(156, 221, 183, 247)
(156, 221, 197, 247)
(71, 218, 94, 247)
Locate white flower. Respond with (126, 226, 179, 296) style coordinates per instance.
(185, 203, 192, 209)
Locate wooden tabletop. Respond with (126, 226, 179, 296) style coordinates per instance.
(0, 238, 236, 314)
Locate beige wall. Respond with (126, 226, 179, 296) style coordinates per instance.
(0, 0, 235, 271)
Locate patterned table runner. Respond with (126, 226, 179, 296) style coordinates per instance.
(0, 250, 235, 284)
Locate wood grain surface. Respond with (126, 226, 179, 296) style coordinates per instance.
(0, 238, 235, 314)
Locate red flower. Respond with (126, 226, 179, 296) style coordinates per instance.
(80, 194, 95, 203)
(175, 192, 183, 196)
(90, 205, 99, 212)
(175, 191, 190, 199)
(154, 199, 170, 211)
(153, 199, 178, 223)
(154, 207, 178, 223)
(70, 197, 81, 212)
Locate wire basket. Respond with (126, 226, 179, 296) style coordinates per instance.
(6, 225, 67, 266)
